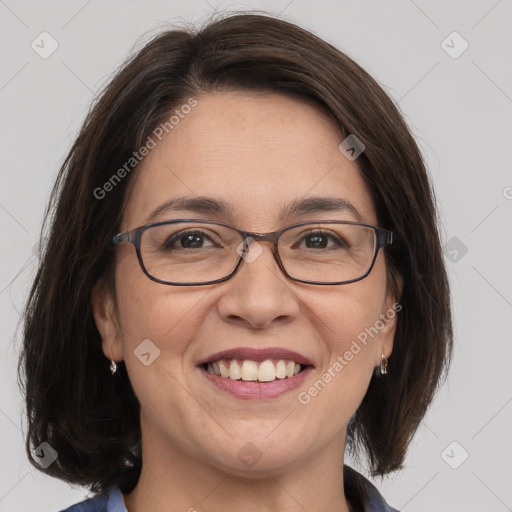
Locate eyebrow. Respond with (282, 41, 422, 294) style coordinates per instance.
(146, 195, 363, 223)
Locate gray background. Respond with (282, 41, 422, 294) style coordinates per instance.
(1, 1, 511, 510)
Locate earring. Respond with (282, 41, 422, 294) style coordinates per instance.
(380, 353, 388, 375)
(110, 359, 117, 375)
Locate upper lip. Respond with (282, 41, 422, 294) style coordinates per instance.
(197, 347, 315, 367)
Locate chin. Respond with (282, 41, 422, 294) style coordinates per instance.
(201, 433, 312, 477)
(211, 452, 303, 479)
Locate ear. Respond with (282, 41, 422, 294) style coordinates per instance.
(376, 272, 404, 364)
(91, 278, 124, 363)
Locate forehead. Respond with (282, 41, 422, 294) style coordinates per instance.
(121, 91, 377, 230)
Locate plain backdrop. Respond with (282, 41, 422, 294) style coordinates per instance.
(1, 1, 511, 511)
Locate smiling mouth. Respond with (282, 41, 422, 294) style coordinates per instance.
(201, 358, 312, 383)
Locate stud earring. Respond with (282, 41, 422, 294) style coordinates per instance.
(110, 359, 117, 375)
(380, 353, 388, 375)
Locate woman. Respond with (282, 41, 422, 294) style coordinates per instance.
(19, 12, 452, 512)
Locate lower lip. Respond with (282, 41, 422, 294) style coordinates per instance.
(199, 366, 314, 399)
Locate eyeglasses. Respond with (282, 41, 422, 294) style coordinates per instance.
(111, 219, 393, 286)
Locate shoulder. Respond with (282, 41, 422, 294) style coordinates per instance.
(344, 465, 402, 512)
(59, 487, 126, 512)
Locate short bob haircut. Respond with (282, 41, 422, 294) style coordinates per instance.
(19, 12, 453, 494)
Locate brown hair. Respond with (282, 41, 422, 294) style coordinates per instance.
(18, 12, 453, 494)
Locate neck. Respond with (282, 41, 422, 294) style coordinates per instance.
(123, 416, 352, 512)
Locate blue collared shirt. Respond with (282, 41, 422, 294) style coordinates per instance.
(60, 465, 400, 511)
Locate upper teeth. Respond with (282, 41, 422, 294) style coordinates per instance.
(206, 359, 302, 382)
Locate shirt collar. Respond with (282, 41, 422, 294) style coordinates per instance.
(106, 486, 127, 512)
(344, 464, 401, 511)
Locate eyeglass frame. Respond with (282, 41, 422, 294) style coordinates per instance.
(111, 218, 393, 286)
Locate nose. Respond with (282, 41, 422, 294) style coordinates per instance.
(216, 238, 300, 329)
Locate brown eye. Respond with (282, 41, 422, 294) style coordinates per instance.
(295, 230, 349, 250)
(163, 230, 216, 250)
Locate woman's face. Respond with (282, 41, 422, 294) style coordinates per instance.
(93, 91, 399, 475)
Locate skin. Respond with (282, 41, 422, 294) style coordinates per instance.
(92, 91, 402, 512)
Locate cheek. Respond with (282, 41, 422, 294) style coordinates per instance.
(321, 259, 388, 355)
(324, 305, 379, 388)
(298, 308, 380, 435)
(113, 261, 208, 421)
(302, 258, 388, 406)
(113, 250, 205, 362)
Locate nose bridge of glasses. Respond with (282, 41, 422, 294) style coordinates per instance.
(244, 230, 278, 243)
(239, 230, 280, 255)
(232, 230, 282, 271)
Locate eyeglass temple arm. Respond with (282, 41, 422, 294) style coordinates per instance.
(377, 228, 393, 247)
(112, 231, 131, 246)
